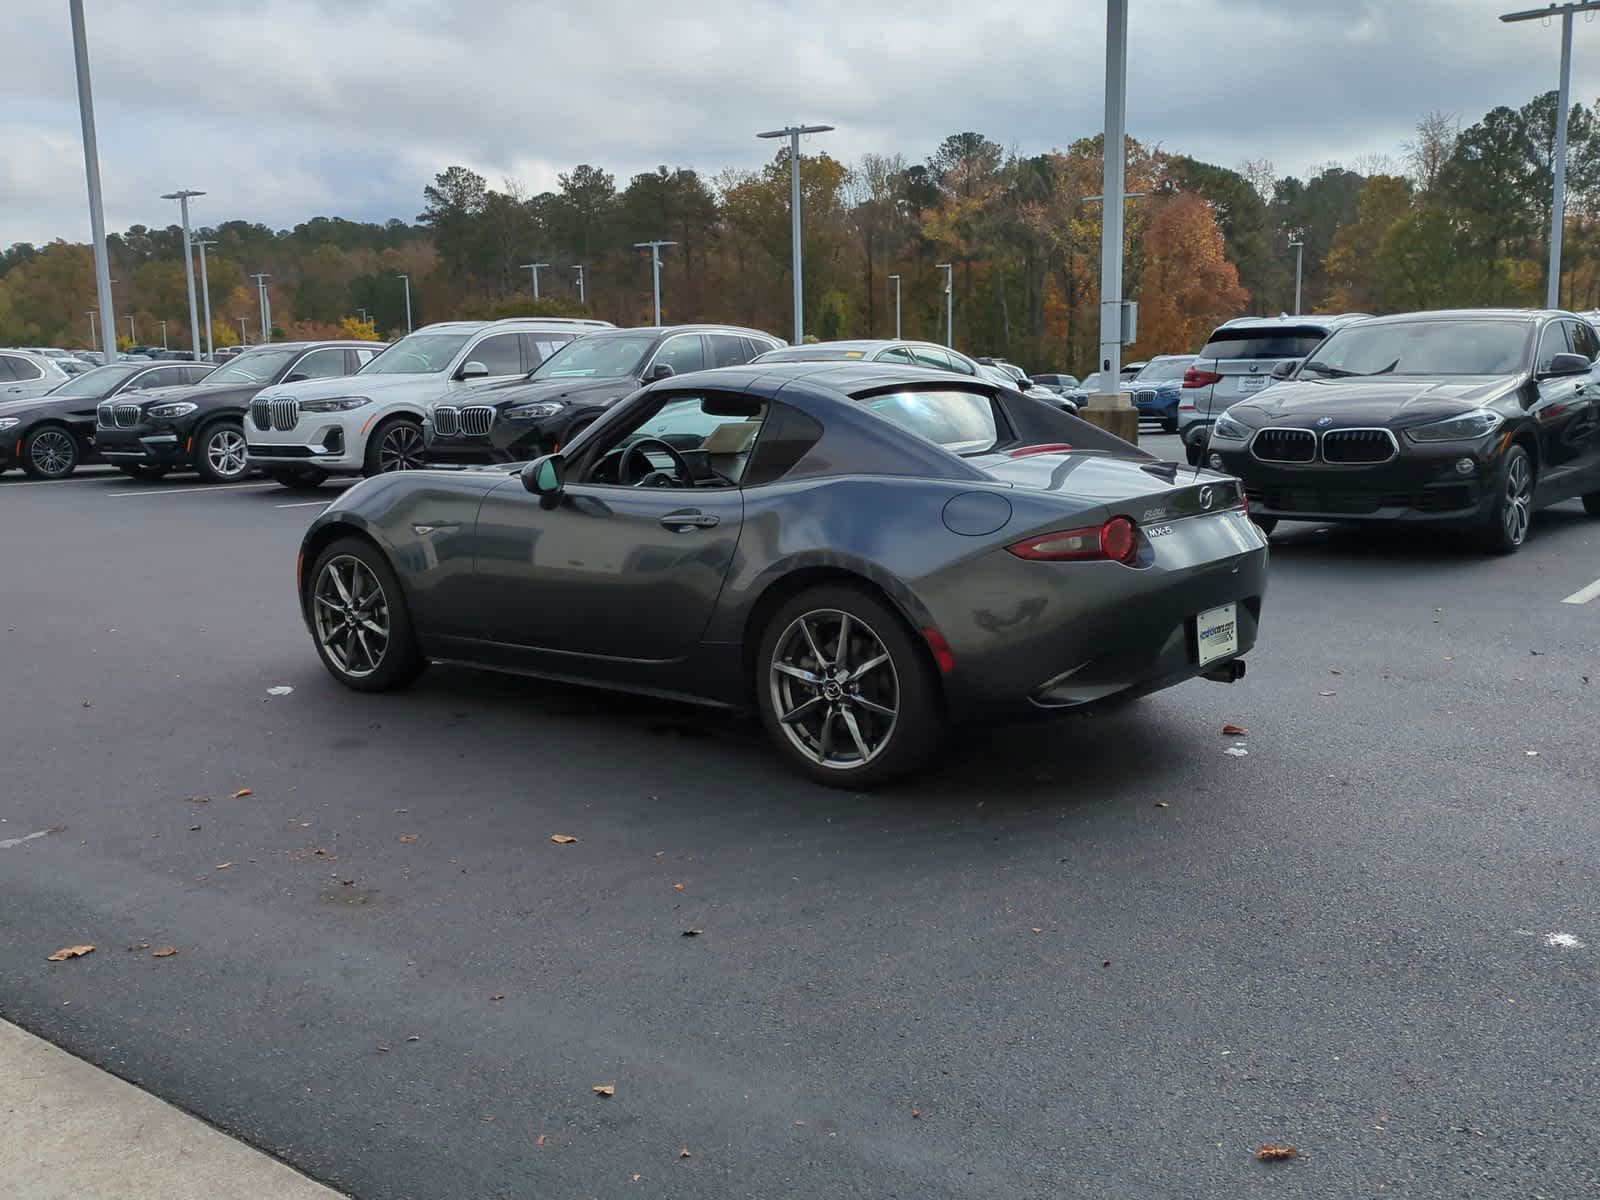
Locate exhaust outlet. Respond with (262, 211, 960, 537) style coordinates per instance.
(1201, 659, 1246, 684)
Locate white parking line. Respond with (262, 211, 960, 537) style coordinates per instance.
(0, 473, 121, 487)
(1561, 577, 1600, 605)
(274, 500, 329, 509)
(106, 483, 279, 498)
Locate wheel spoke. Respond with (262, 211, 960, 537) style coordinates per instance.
(834, 614, 852, 672)
(780, 694, 825, 726)
(329, 565, 353, 605)
(357, 614, 386, 637)
(798, 617, 828, 669)
(852, 695, 897, 720)
(818, 708, 836, 761)
(774, 662, 823, 686)
(845, 653, 889, 683)
(314, 594, 342, 613)
(352, 627, 376, 671)
(840, 707, 872, 762)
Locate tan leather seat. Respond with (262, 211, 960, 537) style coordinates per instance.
(701, 420, 761, 482)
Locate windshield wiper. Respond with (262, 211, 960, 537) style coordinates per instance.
(1302, 361, 1358, 378)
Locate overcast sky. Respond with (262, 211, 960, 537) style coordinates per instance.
(5, 0, 1597, 247)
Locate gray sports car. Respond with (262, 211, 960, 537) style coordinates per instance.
(297, 362, 1268, 786)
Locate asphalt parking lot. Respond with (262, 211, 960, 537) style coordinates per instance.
(3, 439, 1599, 1198)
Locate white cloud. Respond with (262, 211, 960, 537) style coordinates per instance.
(2, 0, 1594, 244)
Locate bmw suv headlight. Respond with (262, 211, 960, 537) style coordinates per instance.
(504, 401, 564, 420)
(1405, 410, 1504, 443)
(1211, 412, 1251, 440)
(298, 396, 371, 413)
(147, 401, 197, 419)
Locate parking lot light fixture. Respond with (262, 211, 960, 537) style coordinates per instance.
(522, 263, 549, 301)
(194, 239, 216, 360)
(161, 189, 205, 359)
(397, 273, 412, 333)
(573, 264, 585, 306)
(1289, 240, 1305, 315)
(1501, 1, 1600, 306)
(70, 0, 118, 366)
(758, 123, 834, 344)
(160, 320, 167, 349)
(236, 316, 249, 345)
(126, 314, 135, 343)
(250, 274, 271, 341)
(936, 264, 953, 347)
(888, 274, 901, 339)
(633, 241, 677, 326)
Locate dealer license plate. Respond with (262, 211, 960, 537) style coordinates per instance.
(1195, 603, 1239, 666)
(1237, 374, 1268, 392)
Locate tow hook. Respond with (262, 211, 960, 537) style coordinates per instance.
(1201, 659, 1246, 683)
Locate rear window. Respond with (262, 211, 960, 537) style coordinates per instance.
(1199, 326, 1331, 361)
(858, 388, 998, 455)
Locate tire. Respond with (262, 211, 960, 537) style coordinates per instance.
(305, 537, 426, 693)
(21, 425, 79, 480)
(1250, 515, 1278, 536)
(265, 467, 327, 491)
(1583, 491, 1600, 516)
(1480, 444, 1534, 554)
(363, 416, 425, 477)
(754, 584, 942, 788)
(1162, 417, 1179, 434)
(116, 464, 170, 481)
(1183, 426, 1208, 467)
(195, 419, 251, 483)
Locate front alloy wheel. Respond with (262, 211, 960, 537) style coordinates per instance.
(23, 427, 78, 479)
(1483, 444, 1533, 554)
(198, 422, 250, 482)
(770, 609, 901, 771)
(306, 539, 426, 692)
(372, 420, 425, 474)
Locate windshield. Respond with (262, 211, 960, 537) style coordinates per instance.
(1135, 357, 1192, 383)
(859, 388, 998, 455)
(530, 334, 656, 379)
(1199, 326, 1330, 361)
(1304, 319, 1532, 377)
(1080, 373, 1102, 392)
(49, 364, 141, 398)
(358, 332, 471, 375)
(203, 348, 298, 385)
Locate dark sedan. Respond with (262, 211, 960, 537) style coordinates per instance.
(423, 325, 782, 465)
(0, 360, 215, 479)
(94, 341, 385, 482)
(298, 362, 1267, 787)
(1205, 310, 1600, 552)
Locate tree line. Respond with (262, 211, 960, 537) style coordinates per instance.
(2, 89, 1596, 373)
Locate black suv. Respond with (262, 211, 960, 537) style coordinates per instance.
(95, 341, 384, 482)
(424, 325, 783, 465)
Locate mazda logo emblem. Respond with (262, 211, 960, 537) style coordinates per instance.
(1198, 486, 1214, 510)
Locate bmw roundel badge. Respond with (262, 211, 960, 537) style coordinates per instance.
(1316, 416, 1334, 427)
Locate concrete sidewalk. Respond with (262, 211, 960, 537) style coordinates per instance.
(0, 1019, 342, 1199)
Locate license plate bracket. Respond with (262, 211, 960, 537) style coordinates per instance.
(1194, 603, 1239, 666)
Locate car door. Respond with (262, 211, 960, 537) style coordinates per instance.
(1561, 318, 1600, 489)
(284, 347, 353, 384)
(455, 332, 525, 387)
(1529, 320, 1587, 483)
(468, 389, 751, 662)
(645, 333, 708, 378)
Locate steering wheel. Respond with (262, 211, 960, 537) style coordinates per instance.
(621, 437, 693, 488)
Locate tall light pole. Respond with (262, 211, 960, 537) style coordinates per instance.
(69, 0, 118, 367)
(1500, 1, 1600, 308)
(888, 274, 902, 339)
(936, 264, 953, 347)
(1097, 0, 1131, 400)
(1289, 239, 1305, 315)
(237, 316, 249, 345)
(757, 123, 834, 344)
(194, 239, 216, 359)
(160, 320, 168, 350)
(522, 262, 548, 300)
(87, 310, 98, 346)
(161, 189, 205, 360)
(251, 273, 271, 341)
(397, 273, 412, 333)
(573, 264, 586, 305)
(634, 241, 676, 325)
(126, 314, 136, 343)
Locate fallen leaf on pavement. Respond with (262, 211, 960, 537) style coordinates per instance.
(1318, 690, 1337, 697)
(1223, 746, 1249, 757)
(535, 1134, 547, 1146)
(266, 685, 294, 696)
(1329, 669, 1342, 675)
(631, 1173, 641, 1182)
(550, 834, 577, 845)
(399, 834, 418, 843)
(405, 1035, 420, 1043)
(1101, 960, 1111, 968)
(151, 946, 177, 958)
(127, 942, 149, 952)
(1254, 1144, 1298, 1161)
(679, 1147, 691, 1159)
(911, 1108, 921, 1119)
(682, 929, 703, 937)
(1153, 801, 1169, 808)
(188, 825, 202, 832)
(673, 882, 686, 892)
(47, 944, 95, 962)
(490, 993, 505, 1001)
(214, 862, 233, 870)
(593, 1084, 616, 1097)
(82, 700, 92, 708)
(1031, 928, 1043, 934)
(231, 788, 253, 799)
(654, 850, 665, 857)
(185, 795, 210, 804)
(1525, 750, 1539, 757)
(1221, 723, 1248, 736)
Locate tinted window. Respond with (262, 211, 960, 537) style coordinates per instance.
(468, 333, 524, 376)
(206, 348, 298, 385)
(1199, 326, 1331, 360)
(50, 364, 141, 397)
(1569, 320, 1600, 362)
(293, 349, 350, 380)
(709, 333, 752, 368)
(652, 334, 706, 374)
(1135, 358, 1192, 382)
(910, 346, 955, 371)
(878, 347, 916, 364)
(859, 388, 998, 454)
(0, 356, 19, 382)
(740, 337, 779, 361)
(525, 332, 575, 368)
(354, 348, 380, 365)
(946, 353, 978, 376)
(743, 401, 824, 486)
(3, 355, 41, 382)
(183, 365, 215, 383)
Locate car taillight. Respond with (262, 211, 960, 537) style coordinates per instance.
(1007, 516, 1140, 564)
(1183, 367, 1221, 389)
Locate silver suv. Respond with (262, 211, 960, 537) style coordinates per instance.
(0, 349, 72, 400)
(1178, 314, 1369, 464)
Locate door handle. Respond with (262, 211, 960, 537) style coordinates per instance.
(659, 511, 720, 531)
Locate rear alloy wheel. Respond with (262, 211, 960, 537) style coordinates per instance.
(1481, 444, 1533, 554)
(265, 467, 327, 491)
(365, 418, 425, 476)
(756, 586, 940, 788)
(307, 538, 425, 692)
(196, 420, 250, 483)
(116, 464, 170, 481)
(22, 426, 79, 480)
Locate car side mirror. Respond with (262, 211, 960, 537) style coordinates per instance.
(458, 360, 489, 380)
(1545, 351, 1591, 377)
(284, 372, 309, 383)
(1271, 359, 1302, 380)
(520, 453, 565, 499)
(645, 363, 675, 383)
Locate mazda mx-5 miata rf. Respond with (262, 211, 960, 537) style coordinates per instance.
(297, 363, 1269, 786)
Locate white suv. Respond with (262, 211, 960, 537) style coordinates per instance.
(245, 318, 612, 488)
(0, 349, 72, 401)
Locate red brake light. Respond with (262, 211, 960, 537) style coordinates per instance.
(1007, 516, 1140, 565)
(1183, 367, 1222, 389)
(1007, 442, 1074, 458)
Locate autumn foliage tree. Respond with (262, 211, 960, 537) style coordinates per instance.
(1130, 195, 1248, 357)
